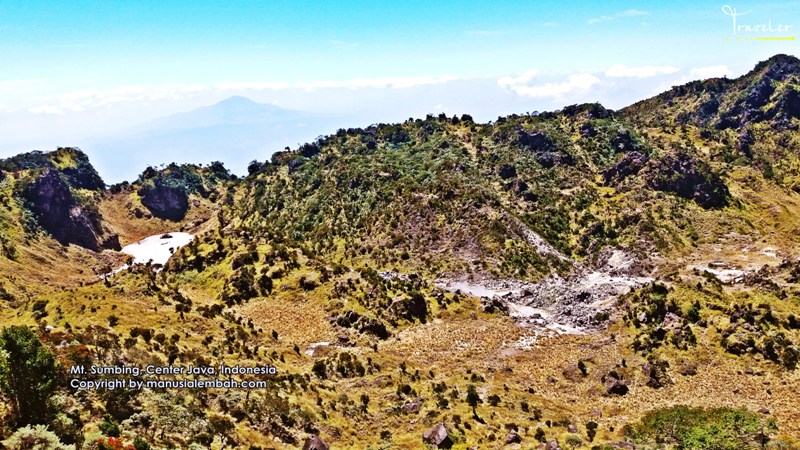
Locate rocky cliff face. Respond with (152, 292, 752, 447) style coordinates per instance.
(23, 169, 119, 251)
(136, 162, 230, 221)
(139, 180, 190, 221)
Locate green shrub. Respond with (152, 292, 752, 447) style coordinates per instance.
(625, 405, 776, 449)
(98, 414, 121, 437)
(1, 424, 75, 450)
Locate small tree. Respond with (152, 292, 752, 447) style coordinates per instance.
(99, 414, 121, 437)
(312, 360, 327, 379)
(578, 360, 588, 376)
(466, 384, 482, 417)
(0, 326, 57, 426)
(565, 434, 582, 449)
(207, 413, 235, 444)
(132, 437, 151, 450)
(586, 421, 598, 442)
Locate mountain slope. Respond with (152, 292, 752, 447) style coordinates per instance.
(622, 53, 800, 190)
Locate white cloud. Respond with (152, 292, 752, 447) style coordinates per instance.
(688, 65, 731, 78)
(28, 105, 65, 115)
(22, 76, 462, 114)
(23, 84, 208, 115)
(497, 69, 540, 88)
(620, 9, 649, 16)
(498, 70, 601, 99)
(588, 15, 614, 24)
(42, 84, 208, 112)
(588, 9, 649, 24)
(215, 76, 458, 92)
(605, 64, 680, 78)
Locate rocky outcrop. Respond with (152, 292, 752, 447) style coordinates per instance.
(422, 423, 453, 449)
(334, 310, 390, 339)
(716, 78, 774, 129)
(604, 377, 629, 396)
(647, 152, 729, 208)
(137, 163, 221, 221)
(401, 397, 423, 414)
(580, 122, 598, 137)
(622, 54, 800, 132)
(481, 297, 509, 314)
(518, 130, 555, 152)
(390, 293, 428, 323)
(766, 86, 800, 125)
(643, 359, 673, 389)
(756, 54, 800, 82)
(610, 129, 639, 153)
(504, 430, 522, 444)
(504, 129, 574, 168)
(358, 317, 389, 339)
(301, 436, 329, 450)
(139, 181, 190, 221)
(603, 151, 648, 185)
(716, 56, 800, 129)
(23, 169, 119, 251)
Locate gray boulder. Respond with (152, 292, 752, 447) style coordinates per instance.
(422, 423, 453, 449)
(302, 435, 329, 450)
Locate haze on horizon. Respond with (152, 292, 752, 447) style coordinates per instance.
(0, 0, 798, 182)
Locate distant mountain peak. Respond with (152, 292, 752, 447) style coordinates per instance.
(214, 95, 260, 107)
(141, 96, 294, 132)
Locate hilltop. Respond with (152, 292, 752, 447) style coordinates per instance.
(0, 55, 800, 449)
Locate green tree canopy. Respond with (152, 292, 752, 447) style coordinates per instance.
(0, 326, 58, 426)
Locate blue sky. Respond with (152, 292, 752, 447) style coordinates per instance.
(2, 0, 796, 84)
(0, 0, 798, 180)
